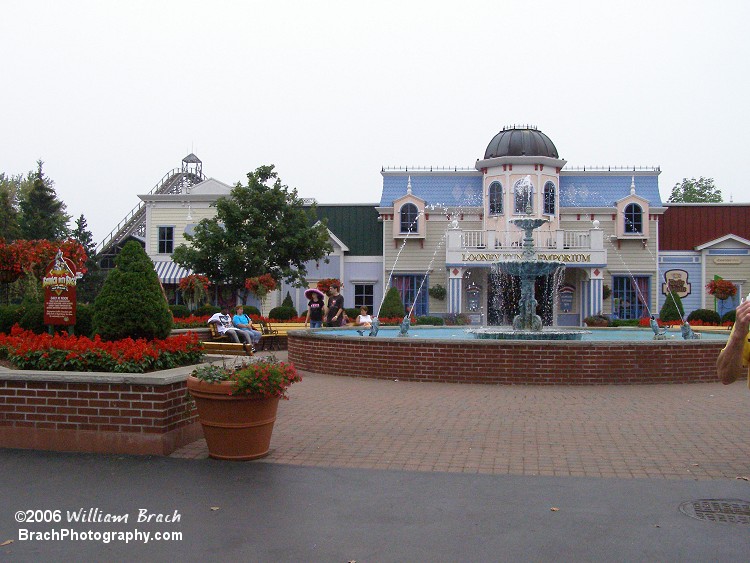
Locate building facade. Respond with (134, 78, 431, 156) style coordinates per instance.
(120, 128, 748, 325)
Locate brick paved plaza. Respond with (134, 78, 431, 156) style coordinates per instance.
(173, 352, 750, 480)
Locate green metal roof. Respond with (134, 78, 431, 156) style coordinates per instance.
(307, 204, 382, 256)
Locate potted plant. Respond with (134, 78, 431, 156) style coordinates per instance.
(187, 356, 302, 460)
(705, 279, 737, 301)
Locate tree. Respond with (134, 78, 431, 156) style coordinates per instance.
(173, 165, 333, 302)
(92, 240, 173, 340)
(72, 214, 106, 303)
(379, 286, 406, 318)
(71, 214, 95, 257)
(667, 177, 722, 203)
(0, 173, 22, 241)
(659, 290, 685, 323)
(19, 161, 70, 240)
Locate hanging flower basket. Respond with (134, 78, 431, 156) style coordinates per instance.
(0, 269, 21, 283)
(705, 279, 737, 301)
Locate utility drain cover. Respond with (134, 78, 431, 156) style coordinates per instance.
(679, 499, 750, 524)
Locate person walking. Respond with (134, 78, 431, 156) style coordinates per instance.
(304, 288, 326, 328)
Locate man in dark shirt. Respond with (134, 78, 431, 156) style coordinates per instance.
(325, 283, 345, 327)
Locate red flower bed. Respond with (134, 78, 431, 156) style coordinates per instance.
(0, 327, 203, 373)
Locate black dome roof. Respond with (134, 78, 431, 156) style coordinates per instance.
(484, 126, 559, 159)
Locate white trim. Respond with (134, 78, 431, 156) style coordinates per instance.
(695, 234, 750, 250)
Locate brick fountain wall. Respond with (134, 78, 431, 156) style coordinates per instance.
(288, 332, 725, 385)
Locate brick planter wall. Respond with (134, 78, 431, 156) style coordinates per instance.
(0, 367, 202, 456)
(288, 332, 726, 385)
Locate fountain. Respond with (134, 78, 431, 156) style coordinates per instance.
(469, 177, 589, 341)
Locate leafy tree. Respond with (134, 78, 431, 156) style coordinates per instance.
(173, 165, 332, 302)
(667, 177, 722, 203)
(19, 161, 70, 240)
(379, 286, 406, 318)
(92, 240, 172, 340)
(71, 213, 106, 303)
(659, 290, 685, 322)
(0, 173, 22, 241)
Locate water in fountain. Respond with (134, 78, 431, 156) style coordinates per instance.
(469, 176, 589, 341)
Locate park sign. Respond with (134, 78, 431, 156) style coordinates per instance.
(43, 250, 77, 326)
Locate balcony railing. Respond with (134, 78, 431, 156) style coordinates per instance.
(459, 230, 595, 251)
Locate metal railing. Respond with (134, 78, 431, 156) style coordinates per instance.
(459, 230, 592, 251)
(94, 168, 205, 256)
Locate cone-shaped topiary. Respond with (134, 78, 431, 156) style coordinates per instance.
(659, 290, 685, 323)
(92, 241, 173, 340)
(282, 291, 294, 309)
(378, 286, 406, 318)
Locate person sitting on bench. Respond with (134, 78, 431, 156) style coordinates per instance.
(208, 306, 254, 352)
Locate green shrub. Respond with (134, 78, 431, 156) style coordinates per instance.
(721, 309, 736, 323)
(92, 241, 173, 341)
(195, 304, 221, 316)
(659, 290, 685, 323)
(281, 291, 294, 309)
(0, 305, 22, 333)
(379, 287, 405, 318)
(345, 307, 361, 319)
(243, 305, 261, 317)
(583, 315, 610, 327)
(415, 315, 444, 325)
(170, 304, 191, 319)
(687, 308, 721, 324)
(610, 319, 639, 327)
(268, 306, 298, 320)
(18, 301, 45, 334)
(74, 303, 94, 338)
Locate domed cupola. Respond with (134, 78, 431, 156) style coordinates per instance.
(484, 126, 559, 159)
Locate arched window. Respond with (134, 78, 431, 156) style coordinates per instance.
(624, 203, 643, 234)
(543, 182, 556, 215)
(513, 179, 534, 213)
(400, 203, 419, 233)
(489, 182, 503, 215)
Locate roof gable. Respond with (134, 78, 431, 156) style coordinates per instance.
(188, 178, 233, 195)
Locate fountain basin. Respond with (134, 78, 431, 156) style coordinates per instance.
(468, 327, 589, 341)
(287, 328, 727, 385)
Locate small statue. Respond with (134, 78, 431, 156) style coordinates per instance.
(368, 318, 380, 337)
(397, 315, 411, 337)
(681, 321, 701, 340)
(650, 315, 668, 339)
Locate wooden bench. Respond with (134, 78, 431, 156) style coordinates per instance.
(256, 322, 307, 350)
(202, 322, 253, 356)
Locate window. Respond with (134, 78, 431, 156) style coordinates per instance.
(612, 275, 650, 320)
(158, 226, 174, 254)
(354, 284, 374, 312)
(624, 203, 643, 234)
(513, 179, 533, 213)
(489, 182, 503, 215)
(543, 182, 556, 215)
(391, 274, 429, 316)
(400, 203, 419, 233)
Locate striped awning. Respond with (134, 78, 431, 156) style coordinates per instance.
(152, 261, 193, 284)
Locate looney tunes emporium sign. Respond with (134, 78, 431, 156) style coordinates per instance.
(43, 250, 77, 326)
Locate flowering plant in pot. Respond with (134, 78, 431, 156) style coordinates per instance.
(187, 356, 302, 460)
(705, 279, 737, 301)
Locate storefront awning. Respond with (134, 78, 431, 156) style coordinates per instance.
(152, 261, 193, 284)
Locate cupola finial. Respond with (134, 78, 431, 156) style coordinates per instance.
(407, 176, 412, 195)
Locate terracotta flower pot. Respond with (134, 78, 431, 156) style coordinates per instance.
(187, 375, 280, 461)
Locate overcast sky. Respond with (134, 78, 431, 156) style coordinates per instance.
(3, 0, 749, 244)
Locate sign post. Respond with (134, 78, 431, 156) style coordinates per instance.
(43, 249, 78, 331)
